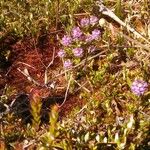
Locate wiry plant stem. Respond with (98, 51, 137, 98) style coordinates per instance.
(96, 1, 150, 45)
(59, 74, 72, 108)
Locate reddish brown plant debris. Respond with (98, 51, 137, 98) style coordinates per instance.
(60, 95, 86, 118)
(7, 35, 62, 93)
(2, 33, 85, 117)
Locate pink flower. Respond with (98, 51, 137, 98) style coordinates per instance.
(64, 59, 72, 69)
(61, 35, 72, 46)
(80, 16, 98, 27)
(80, 18, 90, 27)
(90, 16, 98, 25)
(131, 79, 148, 96)
(85, 29, 101, 42)
(58, 49, 65, 58)
(72, 27, 82, 39)
(91, 29, 101, 39)
(72, 48, 83, 57)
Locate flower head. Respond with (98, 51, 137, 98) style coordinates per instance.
(61, 35, 72, 46)
(131, 79, 148, 96)
(72, 47, 83, 57)
(80, 18, 90, 27)
(58, 49, 65, 58)
(85, 29, 101, 42)
(80, 16, 98, 27)
(64, 59, 72, 69)
(91, 29, 101, 39)
(90, 16, 98, 25)
(72, 27, 82, 39)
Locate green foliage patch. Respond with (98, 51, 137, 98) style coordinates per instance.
(0, 0, 150, 149)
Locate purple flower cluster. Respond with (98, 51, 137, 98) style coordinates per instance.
(58, 49, 65, 58)
(90, 16, 98, 25)
(80, 16, 98, 27)
(64, 59, 72, 69)
(72, 47, 83, 57)
(92, 29, 101, 39)
(59, 15, 100, 68)
(61, 27, 83, 47)
(80, 18, 90, 27)
(86, 29, 101, 42)
(131, 79, 148, 96)
(72, 27, 82, 39)
(61, 35, 72, 46)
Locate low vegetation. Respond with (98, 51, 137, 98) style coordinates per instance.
(0, 0, 150, 149)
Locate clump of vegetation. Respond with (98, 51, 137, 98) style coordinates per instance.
(0, 0, 150, 149)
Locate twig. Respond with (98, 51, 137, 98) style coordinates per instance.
(17, 68, 43, 87)
(23, 140, 36, 149)
(74, 80, 90, 93)
(44, 47, 56, 84)
(117, 32, 150, 52)
(16, 62, 36, 69)
(73, 12, 90, 16)
(96, 1, 150, 45)
(59, 74, 72, 108)
(33, 38, 47, 68)
(47, 47, 55, 68)
(64, 98, 93, 124)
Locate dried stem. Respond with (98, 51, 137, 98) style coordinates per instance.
(96, 1, 150, 45)
(59, 74, 72, 108)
